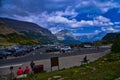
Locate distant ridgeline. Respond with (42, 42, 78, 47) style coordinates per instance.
(102, 33, 120, 44)
(0, 17, 57, 45)
(55, 29, 81, 44)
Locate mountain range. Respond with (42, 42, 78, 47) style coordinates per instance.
(55, 29, 106, 42)
(0, 20, 38, 45)
(75, 31, 107, 42)
(55, 30, 81, 44)
(0, 20, 17, 35)
(0, 17, 119, 45)
(0, 18, 57, 44)
(1, 18, 81, 45)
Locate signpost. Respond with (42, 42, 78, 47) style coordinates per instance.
(10, 66, 13, 80)
(50, 57, 59, 71)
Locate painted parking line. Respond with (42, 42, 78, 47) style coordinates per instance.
(0, 64, 22, 68)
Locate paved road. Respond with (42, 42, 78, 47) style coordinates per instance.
(0, 47, 110, 78)
(0, 47, 109, 66)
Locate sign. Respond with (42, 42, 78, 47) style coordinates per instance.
(50, 57, 59, 71)
(51, 57, 59, 67)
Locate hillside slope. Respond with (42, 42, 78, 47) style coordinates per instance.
(0, 20, 17, 35)
(0, 20, 38, 46)
(102, 33, 120, 44)
(0, 18, 57, 44)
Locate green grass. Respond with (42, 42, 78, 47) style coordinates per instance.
(0, 33, 39, 46)
(18, 52, 120, 80)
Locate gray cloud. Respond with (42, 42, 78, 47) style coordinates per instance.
(0, 0, 120, 34)
(1, 0, 120, 16)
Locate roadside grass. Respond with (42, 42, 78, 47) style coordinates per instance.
(18, 52, 120, 80)
(0, 41, 16, 46)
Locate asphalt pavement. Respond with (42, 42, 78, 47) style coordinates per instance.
(0, 47, 109, 66)
(0, 47, 110, 78)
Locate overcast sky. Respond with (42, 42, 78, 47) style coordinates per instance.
(0, 0, 120, 36)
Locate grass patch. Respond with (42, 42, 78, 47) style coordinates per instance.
(18, 52, 120, 80)
(0, 33, 39, 46)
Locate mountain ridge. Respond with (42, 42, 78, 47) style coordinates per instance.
(0, 17, 57, 44)
(55, 29, 81, 44)
(0, 20, 17, 35)
(0, 19, 39, 45)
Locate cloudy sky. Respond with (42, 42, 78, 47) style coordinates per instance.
(0, 0, 120, 37)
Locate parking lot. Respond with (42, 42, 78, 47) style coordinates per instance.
(0, 47, 110, 78)
(0, 45, 110, 66)
(0, 45, 41, 60)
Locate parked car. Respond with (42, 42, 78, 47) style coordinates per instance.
(0, 55, 3, 59)
(46, 46, 60, 52)
(5, 48, 16, 53)
(60, 46, 71, 51)
(13, 49, 26, 57)
(0, 51, 12, 59)
(0, 51, 12, 56)
(84, 45, 92, 48)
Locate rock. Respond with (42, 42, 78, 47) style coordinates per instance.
(53, 76, 61, 79)
(48, 77, 52, 80)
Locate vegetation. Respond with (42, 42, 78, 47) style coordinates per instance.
(102, 33, 120, 44)
(20, 31, 56, 44)
(111, 35, 120, 53)
(0, 33, 39, 46)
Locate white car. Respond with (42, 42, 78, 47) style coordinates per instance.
(60, 46, 71, 51)
(84, 45, 92, 48)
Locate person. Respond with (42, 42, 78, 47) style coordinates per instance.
(81, 56, 89, 65)
(24, 66, 30, 75)
(97, 46, 99, 51)
(84, 56, 87, 62)
(30, 61, 35, 71)
(17, 67, 23, 75)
